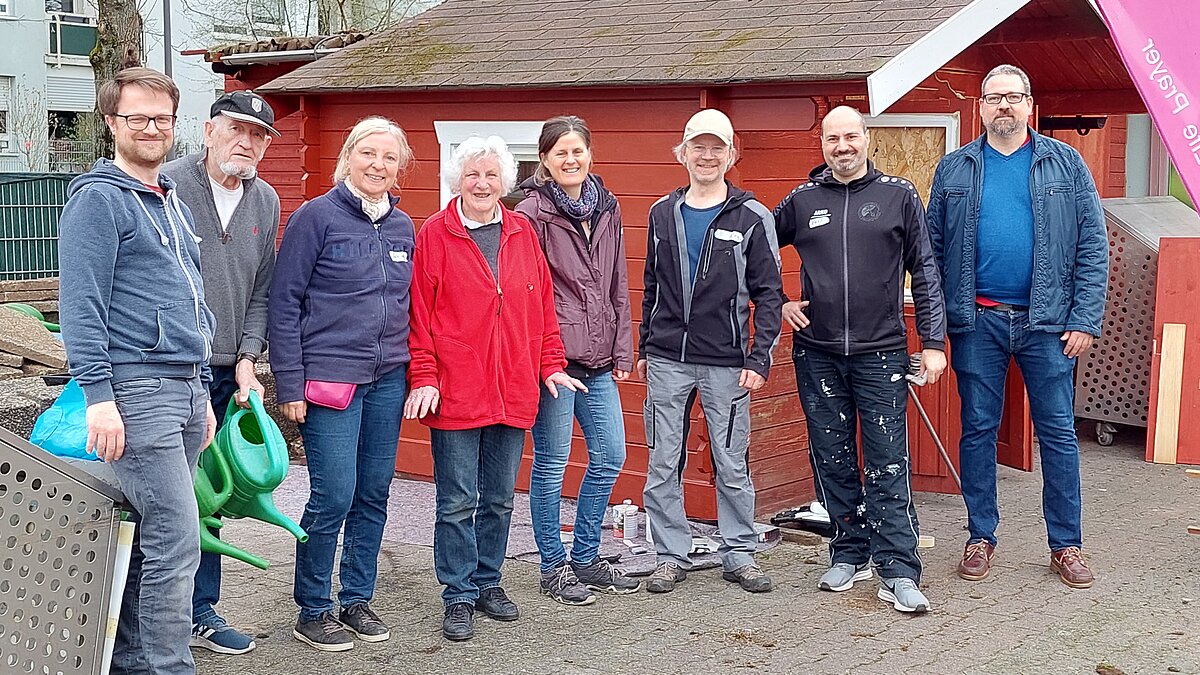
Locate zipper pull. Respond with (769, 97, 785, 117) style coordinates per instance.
(497, 285, 503, 316)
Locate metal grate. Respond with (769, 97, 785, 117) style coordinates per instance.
(1075, 197, 1200, 429)
(0, 174, 74, 280)
(0, 427, 123, 675)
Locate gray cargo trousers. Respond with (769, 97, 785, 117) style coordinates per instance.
(642, 355, 758, 571)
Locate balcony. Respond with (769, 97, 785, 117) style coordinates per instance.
(47, 13, 97, 58)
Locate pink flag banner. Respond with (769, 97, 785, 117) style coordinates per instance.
(1095, 0, 1200, 206)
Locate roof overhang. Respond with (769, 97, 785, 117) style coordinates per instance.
(868, 0, 1035, 116)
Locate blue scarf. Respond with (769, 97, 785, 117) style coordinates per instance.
(549, 175, 599, 221)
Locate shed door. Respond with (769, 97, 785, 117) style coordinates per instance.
(872, 120, 1034, 482)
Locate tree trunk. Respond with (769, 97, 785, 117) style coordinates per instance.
(91, 0, 144, 159)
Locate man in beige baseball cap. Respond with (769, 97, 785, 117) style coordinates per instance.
(638, 109, 783, 595)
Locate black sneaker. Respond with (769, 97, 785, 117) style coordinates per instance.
(540, 563, 596, 606)
(571, 558, 641, 594)
(442, 603, 475, 641)
(293, 612, 353, 652)
(475, 587, 519, 621)
(338, 603, 390, 642)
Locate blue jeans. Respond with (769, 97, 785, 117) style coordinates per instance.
(431, 424, 525, 607)
(794, 347, 923, 582)
(293, 365, 406, 623)
(529, 373, 627, 571)
(110, 376, 207, 675)
(193, 365, 237, 622)
(950, 306, 1083, 551)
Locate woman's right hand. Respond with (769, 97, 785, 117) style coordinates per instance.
(281, 400, 307, 424)
(404, 386, 440, 419)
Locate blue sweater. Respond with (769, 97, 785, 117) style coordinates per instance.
(59, 159, 215, 405)
(976, 141, 1035, 306)
(268, 182, 416, 403)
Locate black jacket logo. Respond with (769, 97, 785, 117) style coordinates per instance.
(859, 202, 881, 222)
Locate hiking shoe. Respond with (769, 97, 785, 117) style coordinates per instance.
(957, 541, 996, 581)
(1050, 547, 1095, 589)
(293, 612, 353, 652)
(442, 603, 475, 641)
(645, 562, 687, 594)
(571, 558, 641, 595)
(338, 602, 390, 642)
(818, 562, 873, 592)
(722, 562, 774, 593)
(540, 563, 596, 606)
(190, 612, 256, 655)
(475, 587, 519, 621)
(878, 577, 931, 613)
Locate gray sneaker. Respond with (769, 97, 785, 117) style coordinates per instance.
(293, 612, 353, 652)
(722, 563, 774, 593)
(645, 562, 687, 594)
(878, 577, 931, 613)
(540, 563, 596, 606)
(818, 562, 873, 592)
(571, 558, 641, 594)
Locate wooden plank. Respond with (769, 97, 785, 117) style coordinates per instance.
(1152, 323, 1187, 465)
(1186, 469, 1200, 479)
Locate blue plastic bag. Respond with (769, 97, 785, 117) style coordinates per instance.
(30, 379, 98, 461)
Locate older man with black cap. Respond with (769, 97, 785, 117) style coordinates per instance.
(638, 109, 783, 595)
(163, 89, 281, 656)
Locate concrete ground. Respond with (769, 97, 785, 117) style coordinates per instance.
(197, 435, 1197, 675)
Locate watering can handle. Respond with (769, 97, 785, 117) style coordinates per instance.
(245, 390, 286, 478)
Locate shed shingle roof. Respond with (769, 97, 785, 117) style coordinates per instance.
(259, 0, 972, 94)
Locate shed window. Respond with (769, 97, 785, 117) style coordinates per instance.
(0, 0, 9, 15)
(434, 121, 544, 209)
(0, 77, 11, 154)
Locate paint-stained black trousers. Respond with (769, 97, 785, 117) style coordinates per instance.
(793, 346, 923, 582)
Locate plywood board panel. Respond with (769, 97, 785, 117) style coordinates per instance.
(867, 126, 946, 205)
(1152, 323, 1186, 465)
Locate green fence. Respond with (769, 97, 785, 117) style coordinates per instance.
(0, 173, 76, 280)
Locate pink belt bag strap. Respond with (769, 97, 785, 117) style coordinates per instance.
(304, 380, 358, 410)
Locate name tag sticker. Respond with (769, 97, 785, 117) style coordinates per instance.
(713, 229, 744, 243)
(390, 250, 409, 263)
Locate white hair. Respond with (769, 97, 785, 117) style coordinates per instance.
(445, 135, 518, 195)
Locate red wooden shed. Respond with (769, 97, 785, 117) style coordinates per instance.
(208, 0, 1145, 518)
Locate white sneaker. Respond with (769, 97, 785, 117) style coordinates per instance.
(818, 562, 873, 592)
(878, 577, 930, 613)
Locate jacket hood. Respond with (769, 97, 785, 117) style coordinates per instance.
(68, 157, 177, 198)
(519, 173, 616, 215)
(666, 180, 755, 211)
(807, 160, 883, 192)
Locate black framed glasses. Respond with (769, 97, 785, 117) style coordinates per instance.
(981, 92, 1029, 106)
(112, 114, 177, 130)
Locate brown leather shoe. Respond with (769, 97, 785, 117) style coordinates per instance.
(1050, 547, 1095, 588)
(957, 541, 995, 581)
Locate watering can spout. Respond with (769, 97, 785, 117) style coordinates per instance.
(198, 517, 270, 570)
(224, 493, 309, 543)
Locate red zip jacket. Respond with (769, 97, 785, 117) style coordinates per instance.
(409, 198, 567, 430)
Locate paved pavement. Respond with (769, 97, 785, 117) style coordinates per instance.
(197, 435, 1198, 675)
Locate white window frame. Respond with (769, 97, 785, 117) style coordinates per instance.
(433, 121, 542, 208)
(0, 76, 12, 155)
(0, 0, 10, 17)
(864, 112, 961, 156)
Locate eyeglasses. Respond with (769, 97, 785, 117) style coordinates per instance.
(981, 92, 1030, 106)
(112, 114, 177, 130)
(686, 143, 729, 158)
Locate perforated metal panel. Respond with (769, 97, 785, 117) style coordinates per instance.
(0, 427, 124, 675)
(1075, 197, 1200, 427)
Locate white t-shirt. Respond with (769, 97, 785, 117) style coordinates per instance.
(209, 176, 244, 233)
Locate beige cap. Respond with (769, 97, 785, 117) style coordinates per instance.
(682, 109, 734, 146)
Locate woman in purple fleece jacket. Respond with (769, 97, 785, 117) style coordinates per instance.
(267, 117, 414, 652)
(514, 116, 640, 606)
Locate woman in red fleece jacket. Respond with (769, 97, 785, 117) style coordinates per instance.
(403, 135, 584, 642)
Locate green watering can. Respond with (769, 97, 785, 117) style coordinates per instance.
(194, 391, 307, 569)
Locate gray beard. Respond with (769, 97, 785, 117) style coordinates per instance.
(985, 118, 1023, 137)
(219, 161, 256, 180)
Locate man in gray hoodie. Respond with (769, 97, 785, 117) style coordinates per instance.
(59, 67, 215, 675)
(163, 90, 280, 656)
